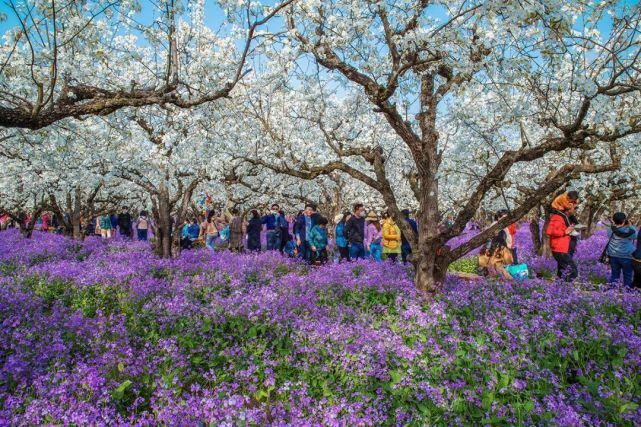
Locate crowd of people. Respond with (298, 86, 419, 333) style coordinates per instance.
(479, 190, 640, 288)
(175, 203, 419, 266)
(2, 193, 640, 287)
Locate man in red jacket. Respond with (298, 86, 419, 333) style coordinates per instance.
(546, 203, 578, 281)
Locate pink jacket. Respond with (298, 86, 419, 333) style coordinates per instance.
(364, 222, 382, 249)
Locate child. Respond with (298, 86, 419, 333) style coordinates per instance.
(284, 235, 298, 258)
(309, 216, 329, 265)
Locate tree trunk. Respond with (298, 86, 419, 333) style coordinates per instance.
(18, 213, 37, 238)
(154, 189, 173, 258)
(72, 187, 84, 241)
(414, 166, 443, 297)
(529, 218, 542, 256)
(540, 210, 552, 258)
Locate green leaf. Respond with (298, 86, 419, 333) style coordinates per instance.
(111, 379, 132, 400)
(389, 370, 403, 385)
(482, 392, 495, 410)
(247, 325, 257, 338)
(619, 402, 639, 414)
(417, 402, 431, 416)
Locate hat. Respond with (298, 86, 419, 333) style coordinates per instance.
(365, 211, 378, 221)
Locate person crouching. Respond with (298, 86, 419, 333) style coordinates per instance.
(478, 236, 514, 280)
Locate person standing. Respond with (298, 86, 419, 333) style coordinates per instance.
(294, 203, 319, 262)
(261, 204, 283, 251)
(246, 210, 262, 252)
(345, 203, 366, 260)
(136, 211, 150, 241)
(552, 191, 581, 257)
(606, 212, 637, 288)
(279, 210, 290, 254)
(40, 212, 50, 232)
(309, 216, 329, 265)
(364, 212, 383, 262)
(334, 212, 351, 262)
(546, 202, 579, 281)
(202, 213, 219, 250)
(229, 208, 246, 253)
(118, 206, 133, 239)
(99, 214, 113, 239)
(632, 234, 641, 288)
(382, 211, 402, 262)
(400, 209, 418, 264)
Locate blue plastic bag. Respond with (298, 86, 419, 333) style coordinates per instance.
(506, 264, 529, 280)
(219, 225, 230, 242)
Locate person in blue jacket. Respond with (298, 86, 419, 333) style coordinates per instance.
(607, 212, 638, 287)
(261, 203, 286, 251)
(294, 203, 321, 262)
(180, 218, 200, 250)
(334, 212, 351, 262)
(309, 216, 329, 265)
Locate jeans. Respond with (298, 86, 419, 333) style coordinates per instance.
(369, 242, 382, 262)
(266, 229, 281, 251)
(298, 240, 312, 263)
(338, 246, 350, 262)
(401, 244, 412, 264)
(137, 229, 148, 241)
(633, 260, 641, 289)
(609, 256, 634, 287)
(552, 252, 578, 281)
(349, 243, 366, 260)
(206, 234, 216, 250)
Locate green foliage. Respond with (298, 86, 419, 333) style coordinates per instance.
(448, 257, 478, 274)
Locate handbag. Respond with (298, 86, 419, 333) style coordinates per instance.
(506, 264, 529, 280)
(599, 231, 614, 264)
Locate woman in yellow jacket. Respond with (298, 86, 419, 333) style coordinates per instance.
(382, 211, 402, 262)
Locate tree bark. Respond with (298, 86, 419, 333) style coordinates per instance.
(540, 206, 552, 258)
(529, 218, 542, 256)
(153, 189, 173, 258)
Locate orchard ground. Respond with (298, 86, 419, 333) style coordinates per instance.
(0, 226, 639, 425)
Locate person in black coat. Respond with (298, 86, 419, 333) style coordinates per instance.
(345, 203, 366, 259)
(246, 210, 262, 252)
(117, 206, 133, 239)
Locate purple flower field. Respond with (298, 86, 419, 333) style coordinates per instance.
(0, 229, 639, 426)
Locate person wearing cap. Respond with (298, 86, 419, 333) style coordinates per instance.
(607, 212, 638, 288)
(364, 211, 383, 262)
(382, 211, 402, 262)
(400, 209, 418, 264)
